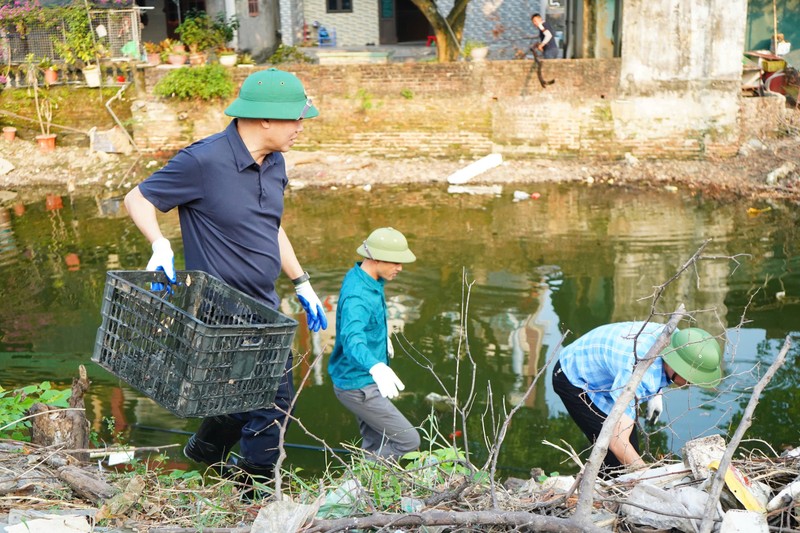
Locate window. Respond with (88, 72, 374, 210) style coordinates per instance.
(327, 0, 352, 13)
(248, 0, 259, 16)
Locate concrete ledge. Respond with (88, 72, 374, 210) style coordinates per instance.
(316, 50, 393, 65)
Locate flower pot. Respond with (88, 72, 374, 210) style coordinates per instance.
(189, 52, 207, 66)
(83, 65, 101, 87)
(172, 43, 186, 53)
(168, 53, 188, 66)
(219, 53, 237, 67)
(35, 133, 57, 152)
(147, 52, 161, 65)
(470, 47, 489, 62)
(44, 68, 58, 85)
(2, 126, 16, 142)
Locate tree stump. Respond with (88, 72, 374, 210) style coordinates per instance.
(29, 365, 91, 462)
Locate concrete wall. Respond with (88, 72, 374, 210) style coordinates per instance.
(301, 0, 379, 46)
(133, 60, 784, 158)
(614, 0, 748, 152)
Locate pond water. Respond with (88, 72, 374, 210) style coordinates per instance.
(0, 182, 798, 477)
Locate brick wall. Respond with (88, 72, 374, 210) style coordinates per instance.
(133, 60, 785, 158)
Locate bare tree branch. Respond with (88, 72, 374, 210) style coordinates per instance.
(698, 335, 792, 533)
(309, 509, 608, 533)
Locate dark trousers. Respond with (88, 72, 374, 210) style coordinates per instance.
(228, 354, 295, 467)
(552, 361, 639, 472)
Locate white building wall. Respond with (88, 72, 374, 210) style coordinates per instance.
(303, 0, 379, 46)
(279, 0, 305, 45)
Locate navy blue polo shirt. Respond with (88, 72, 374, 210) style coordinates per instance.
(138, 119, 287, 308)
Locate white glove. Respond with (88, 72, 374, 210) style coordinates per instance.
(146, 237, 176, 282)
(646, 392, 663, 424)
(387, 331, 395, 358)
(369, 362, 405, 399)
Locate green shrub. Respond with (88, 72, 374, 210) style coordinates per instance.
(0, 382, 72, 441)
(268, 45, 313, 65)
(153, 64, 235, 100)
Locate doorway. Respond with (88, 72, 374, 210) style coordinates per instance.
(396, 0, 430, 42)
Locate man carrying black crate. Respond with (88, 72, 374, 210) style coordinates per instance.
(124, 68, 328, 497)
(328, 228, 421, 460)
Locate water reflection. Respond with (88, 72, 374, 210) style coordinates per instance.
(0, 184, 797, 476)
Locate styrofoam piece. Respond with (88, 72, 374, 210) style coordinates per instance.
(446, 153, 503, 184)
(720, 510, 769, 533)
(767, 476, 800, 511)
(615, 461, 691, 488)
(682, 434, 726, 480)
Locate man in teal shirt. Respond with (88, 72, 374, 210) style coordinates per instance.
(328, 228, 420, 459)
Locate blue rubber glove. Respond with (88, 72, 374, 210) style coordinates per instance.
(295, 280, 327, 332)
(147, 237, 176, 292)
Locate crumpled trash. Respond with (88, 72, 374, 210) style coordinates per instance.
(252, 500, 318, 533)
(720, 509, 769, 533)
(620, 483, 719, 533)
(316, 478, 362, 519)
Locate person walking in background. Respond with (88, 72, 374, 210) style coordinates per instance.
(328, 227, 421, 459)
(552, 322, 722, 473)
(531, 13, 559, 59)
(124, 68, 328, 496)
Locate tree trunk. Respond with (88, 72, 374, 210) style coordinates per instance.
(29, 365, 91, 462)
(410, 0, 469, 61)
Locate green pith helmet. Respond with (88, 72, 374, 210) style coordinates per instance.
(224, 68, 319, 120)
(357, 227, 416, 264)
(663, 328, 722, 388)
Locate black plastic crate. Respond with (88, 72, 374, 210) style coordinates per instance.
(92, 270, 298, 418)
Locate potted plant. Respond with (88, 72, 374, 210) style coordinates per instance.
(237, 52, 255, 68)
(158, 39, 186, 66)
(53, 4, 108, 86)
(143, 41, 162, 65)
(217, 46, 237, 67)
(176, 11, 238, 66)
(463, 40, 489, 62)
(35, 96, 56, 151)
(39, 58, 58, 85)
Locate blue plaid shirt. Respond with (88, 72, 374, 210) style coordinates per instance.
(559, 322, 670, 419)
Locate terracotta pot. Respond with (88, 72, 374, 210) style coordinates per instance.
(44, 68, 57, 85)
(168, 53, 187, 66)
(2, 126, 16, 142)
(189, 52, 207, 66)
(147, 52, 161, 65)
(35, 133, 57, 152)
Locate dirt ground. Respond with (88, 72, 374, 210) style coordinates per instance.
(1, 120, 799, 203)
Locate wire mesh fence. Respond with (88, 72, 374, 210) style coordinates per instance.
(0, 7, 142, 65)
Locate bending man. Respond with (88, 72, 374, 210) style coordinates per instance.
(552, 322, 722, 472)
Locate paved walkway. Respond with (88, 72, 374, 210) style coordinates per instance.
(302, 41, 438, 63)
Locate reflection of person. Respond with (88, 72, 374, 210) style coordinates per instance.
(124, 68, 328, 493)
(328, 228, 421, 459)
(531, 13, 558, 59)
(552, 323, 722, 472)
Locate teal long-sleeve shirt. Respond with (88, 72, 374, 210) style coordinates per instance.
(328, 263, 389, 390)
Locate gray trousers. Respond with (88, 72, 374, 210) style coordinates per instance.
(334, 384, 421, 459)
